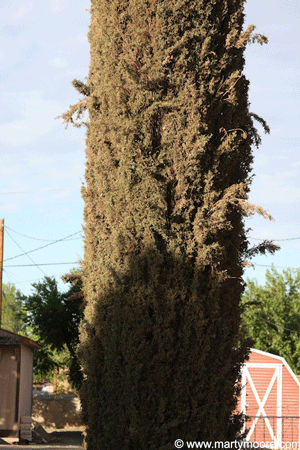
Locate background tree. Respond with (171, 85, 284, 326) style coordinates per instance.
(65, 1, 272, 448)
(241, 268, 300, 374)
(2, 282, 24, 333)
(20, 275, 84, 390)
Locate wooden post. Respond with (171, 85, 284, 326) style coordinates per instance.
(0, 218, 4, 328)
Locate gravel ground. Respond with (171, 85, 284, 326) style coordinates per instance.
(0, 430, 84, 449)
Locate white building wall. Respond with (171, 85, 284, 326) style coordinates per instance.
(18, 344, 34, 421)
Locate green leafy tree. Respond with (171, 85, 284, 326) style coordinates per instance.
(20, 275, 84, 390)
(241, 268, 300, 374)
(64, 1, 273, 448)
(2, 282, 24, 333)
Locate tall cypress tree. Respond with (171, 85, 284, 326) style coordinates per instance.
(65, 1, 272, 448)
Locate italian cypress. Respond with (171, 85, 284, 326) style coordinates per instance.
(66, 1, 270, 448)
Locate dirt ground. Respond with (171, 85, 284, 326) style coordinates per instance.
(0, 429, 84, 449)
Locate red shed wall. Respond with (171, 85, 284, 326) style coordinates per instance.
(248, 351, 283, 365)
(247, 350, 300, 416)
(282, 364, 299, 416)
(245, 367, 277, 416)
(281, 362, 299, 443)
(237, 350, 300, 446)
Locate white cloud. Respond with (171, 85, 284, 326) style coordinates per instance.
(250, 174, 300, 206)
(0, 147, 84, 208)
(48, 0, 70, 13)
(14, 1, 33, 19)
(0, 91, 63, 146)
(69, 33, 88, 46)
(49, 56, 68, 68)
(0, 165, 21, 179)
(0, 203, 20, 212)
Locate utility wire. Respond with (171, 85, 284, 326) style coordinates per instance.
(5, 229, 47, 276)
(4, 225, 74, 242)
(5, 224, 300, 244)
(4, 225, 83, 243)
(0, 186, 78, 195)
(3, 268, 14, 284)
(5, 262, 79, 267)
(4, 261, 295, 269)
(252, 263, 300, 270)
(4, 231, 82, 262)
(250, 236, 300, 242)
(12, 275, 62, 285)
(3, 268, 24, 281)
(265, 319, 300, 335)
(4, 261, 297, 270)
(250, 313, 300, 336)
(269, 136, 300, 141)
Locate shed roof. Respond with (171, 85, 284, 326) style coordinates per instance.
(248, 348, 300, 388)
(0, 328, 40, 349)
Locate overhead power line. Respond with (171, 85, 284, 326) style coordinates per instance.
(250, 236, 300, 242)
(4, 262, 79, 267)
(270, 136, 300, 142)
(253, 263, 300, 270)
(3, 268, 28, 283)
(3, 269, 14, 284)
(4, 225, 83, 243)
(5, 225, 63, 242)
(252, 314, 300, 336)
(265, 318, 300, 335)
(247, 263, 300, 270)
(11, 274, 62, 285)
(5, 225, 300, 245)
(5, 229, 47, 276)
(0, 185, 78, 195)
(4, 231, 82, 262)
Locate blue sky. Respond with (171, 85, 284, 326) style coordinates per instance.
(243, 0, 300, 283)
(1, 0, 299, 296)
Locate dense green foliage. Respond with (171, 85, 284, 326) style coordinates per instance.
(20, 276, 84, 390)
(67, 1, 270, 448)
(2, 282, 24, 333)
(242, 268, 300, 374)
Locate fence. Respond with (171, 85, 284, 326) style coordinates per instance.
(246, 416, 300, 448)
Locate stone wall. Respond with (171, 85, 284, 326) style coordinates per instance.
(32, 393, 82, 429)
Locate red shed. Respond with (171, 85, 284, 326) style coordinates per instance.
(238, 348, 300, 448)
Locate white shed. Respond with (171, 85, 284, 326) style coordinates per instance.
(0, 328, 40, 441)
